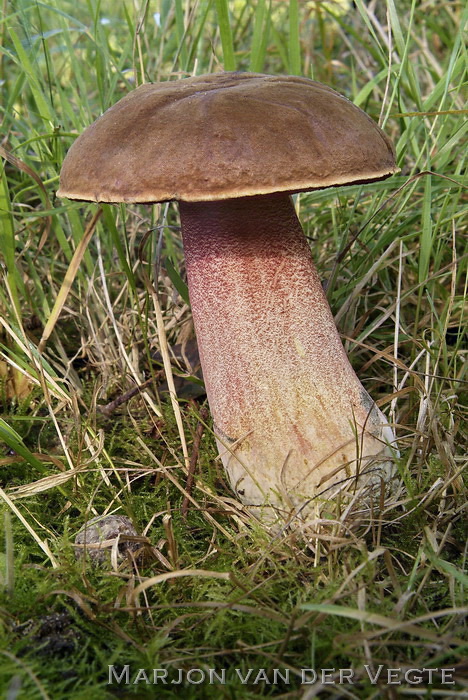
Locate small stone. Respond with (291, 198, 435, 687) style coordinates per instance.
(74, 514, 140, 565)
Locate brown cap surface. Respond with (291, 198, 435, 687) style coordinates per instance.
(58, 72, 398, 203)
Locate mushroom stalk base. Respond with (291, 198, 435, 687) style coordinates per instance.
(180, 194, 396, 520)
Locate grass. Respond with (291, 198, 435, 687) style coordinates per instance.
(0, 0, 467, 697)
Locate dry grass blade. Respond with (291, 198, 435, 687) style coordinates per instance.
(149, 276, 190, 467)
(6, 466, 84, 500)
(38, 209, 102, 353)
(0, 317, 70, 403)
(131, 569, 231, 606)
(0, 486, 58, 568)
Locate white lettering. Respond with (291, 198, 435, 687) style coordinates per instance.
(109, 664, 457, 689)
(133, 669, 150, 684)
(236, 669, 254, 684)
(153, 669, 168, 684)
(171, 669, 183, 684)
(253, 669, 270, 684)
(208, 669, 226, 684)
(321, 668, 335, 684)
(108, 665, 130, 684)
(364, 664, 385, 684)
(272, 669, 290, 684)
(301, 669, 317, 684)
(405, 669, 423, 684)
(340, 669, 354, 683)
(186, 669, 205, 684)
(387, 668, 401, 684)
(441, 668, 455, 685)
(423, 668, 436, 683)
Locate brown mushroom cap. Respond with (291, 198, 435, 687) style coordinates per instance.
(57, 72, 398, 203)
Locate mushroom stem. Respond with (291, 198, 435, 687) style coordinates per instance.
(180, 193, 396, 515)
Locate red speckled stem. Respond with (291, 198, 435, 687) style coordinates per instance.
(180, 193, 395, 516)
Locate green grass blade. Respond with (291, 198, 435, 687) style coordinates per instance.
(288, 0, 301, 75)
(7, 27, 54, 124)
(174, 0, 188, 70)
(165, 258, 190, 307)
(249, 0, 269, 73)
(100, 205, 135, 290)
(352, 0, 386, 61)
(419, 174, 433, 284)
(3, 512, 14, 596)
(0, 168, 22, 316)
(300, 603, 465, 642)
(425, 548, 468, 587)
(0, 418, 46, 473)
(215, 0, 236, 70)
(270, 22, 288, 70)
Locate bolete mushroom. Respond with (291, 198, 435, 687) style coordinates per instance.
(58, 72, 399, 522)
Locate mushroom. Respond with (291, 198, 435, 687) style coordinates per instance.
(58, 72, 399, 522)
